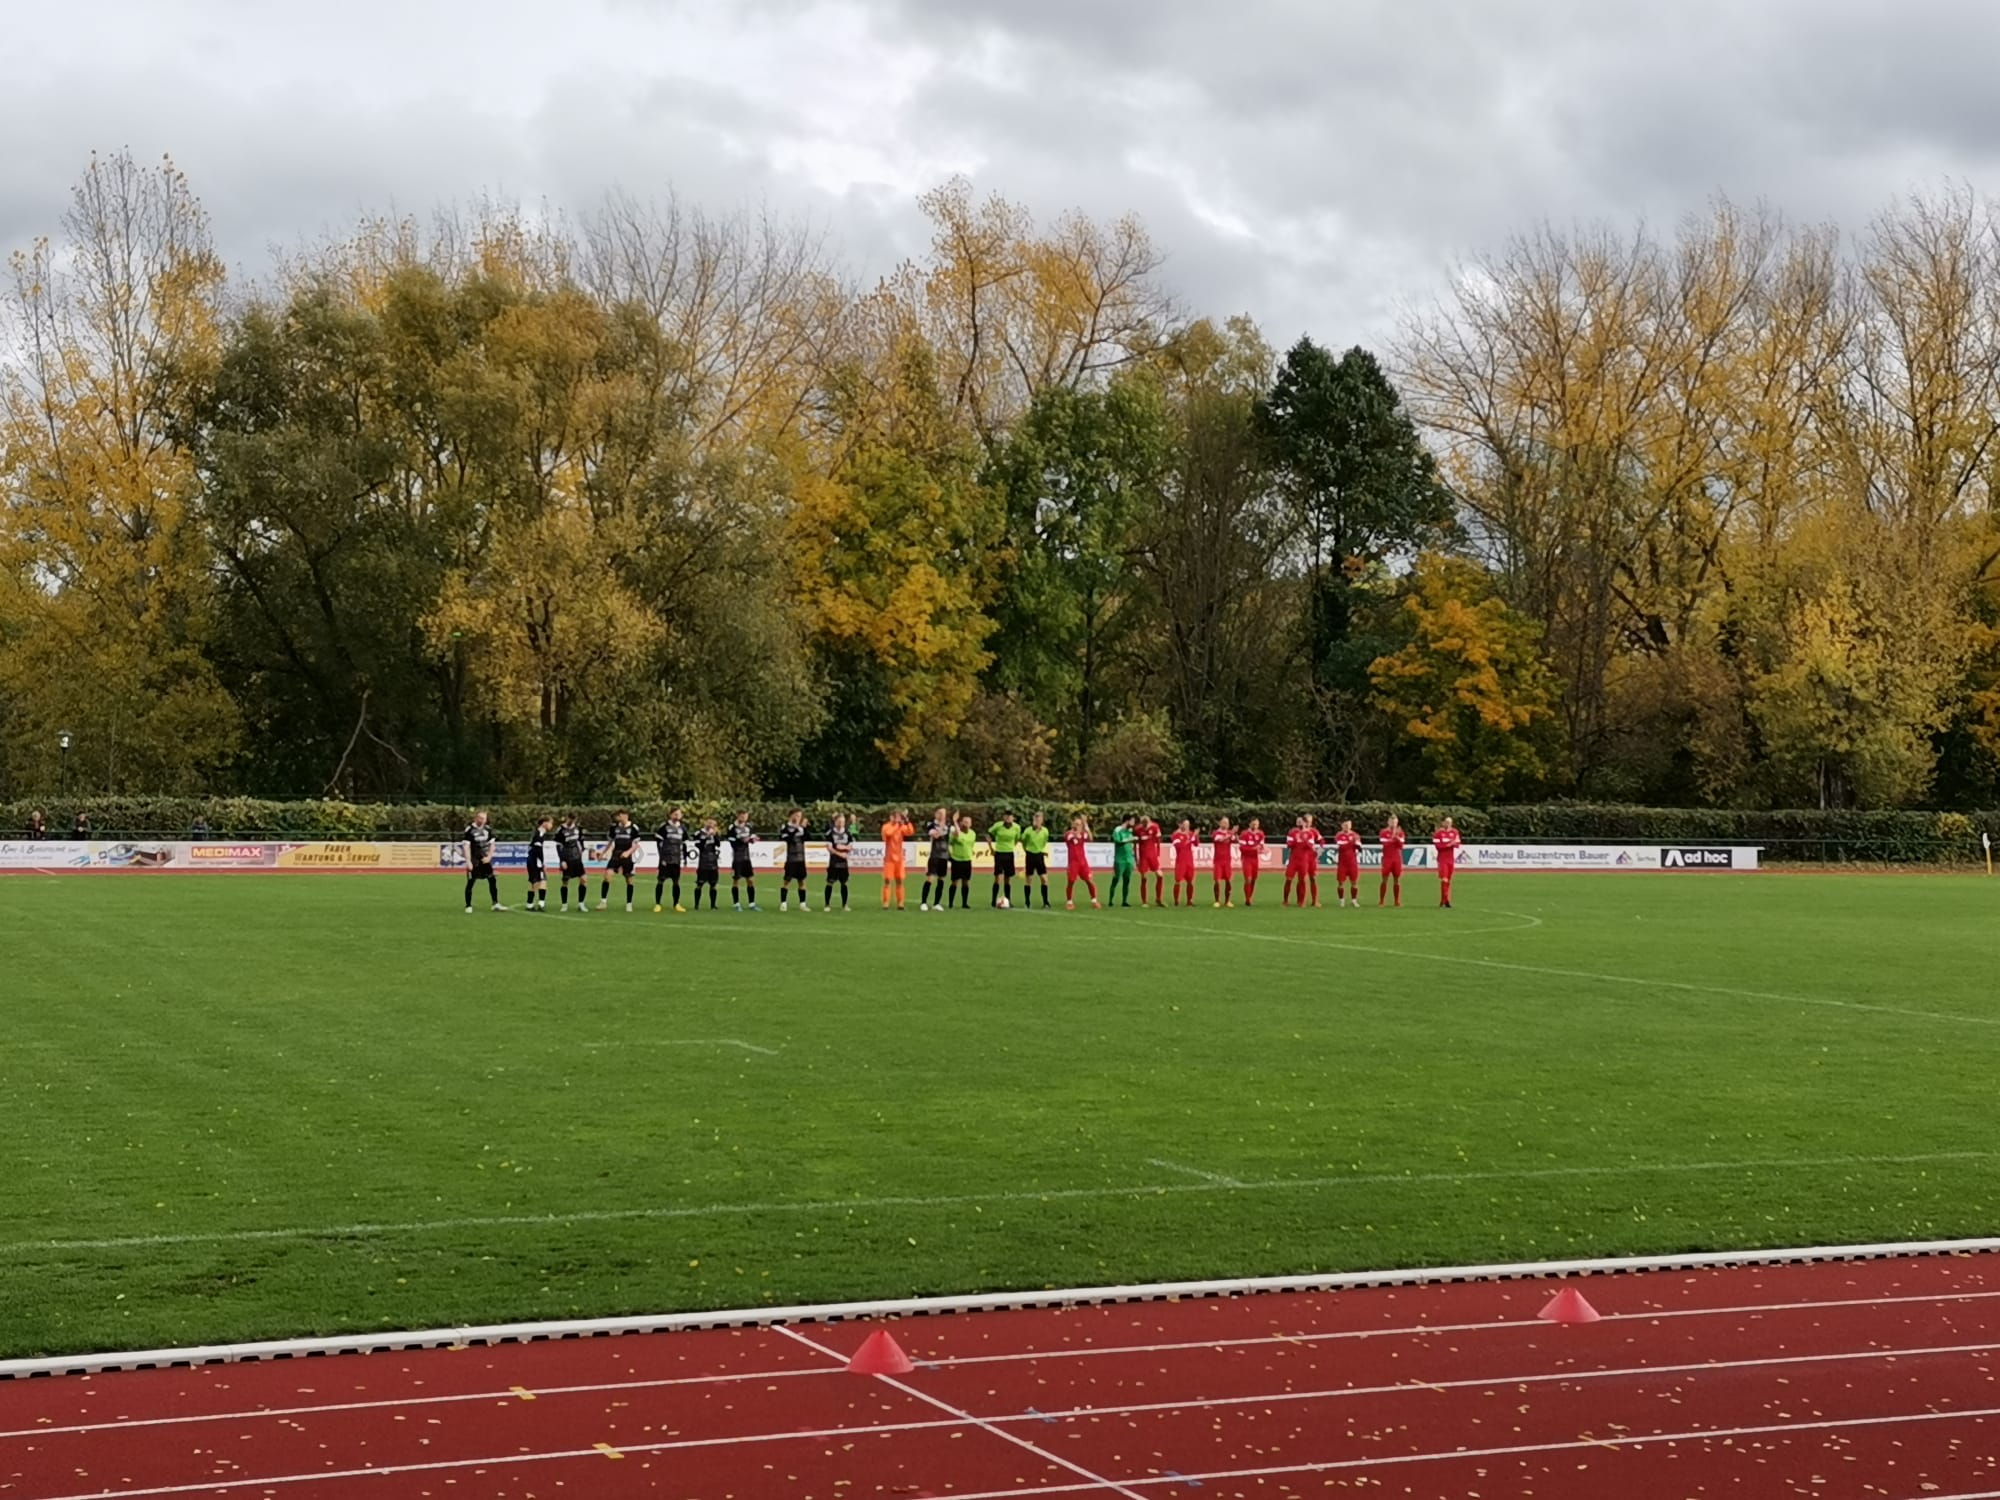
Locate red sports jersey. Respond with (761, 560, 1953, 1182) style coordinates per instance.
(1238, 828, 1266, 864)
(1432, 828, 1462, 863)
(1285, 828, 1316, 868)
(1137, 820, 1164, 868)
(1379, 826, 1407, 867)
(1211, 829, 1236, 872)
(1065, 831, 1092, 872)
(1171, 829, 1198, 873)
(1334, 829, 1363, 867)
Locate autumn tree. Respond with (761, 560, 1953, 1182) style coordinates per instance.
(1369, 554, 1556, 801)
(0, 152, 239, 792)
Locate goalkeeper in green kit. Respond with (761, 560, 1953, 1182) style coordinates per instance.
(1110, 814, 1138, 907)
(988, 811, 1022, 908)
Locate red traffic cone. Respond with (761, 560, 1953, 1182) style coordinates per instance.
(846, 1329, 916, 1375)
(1537, 1286, 1602, 1324)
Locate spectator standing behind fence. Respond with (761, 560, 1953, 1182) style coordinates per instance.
(25, 809, 46, 840)
(189, 813, 210, 840)
(71, 810, 90, 838)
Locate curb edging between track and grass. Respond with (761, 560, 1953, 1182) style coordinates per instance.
(7, 1234, 1999, 1380)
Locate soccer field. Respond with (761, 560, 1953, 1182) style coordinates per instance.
(5, 870, 1996, 1360)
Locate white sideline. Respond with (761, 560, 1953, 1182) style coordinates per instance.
(7, 1147, 1988, 1256)
(5, 1234, 1998, 1380)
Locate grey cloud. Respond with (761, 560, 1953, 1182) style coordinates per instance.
(12, 0, 2000, 355)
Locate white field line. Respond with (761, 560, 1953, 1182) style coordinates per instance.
(771, 1323, 1150, 1500)
(8, 1235, 2000, 1380)
(1145, 1158, 1246, 1187)
(1121, 915, 2000, 1030)
(28, 1356, 2000, 1499)
(16, 1327, 2000, 1445)
(7, 1148, 1988, 1258)
(576, 1038, 779, 1055)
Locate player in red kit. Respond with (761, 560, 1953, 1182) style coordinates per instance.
(1282, 817, 1310, 907)
(1136, 814, 1165, 906)
(1333, 818, 1363, 906)
(1432, 815, 1461, 907)
(1210, 817, 1236, 907)
(1171, 819, 1199, 905)
(1238, 817, 1266, 906)
(1302, 814, 1326, 906)
(1064, 815, 1100, 909)
(1378, 813, 1406, 907)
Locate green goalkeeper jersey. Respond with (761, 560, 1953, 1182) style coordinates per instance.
(1112, 825, 1137, 869)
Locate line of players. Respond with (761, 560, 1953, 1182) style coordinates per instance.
(456, 808, 1465, 914)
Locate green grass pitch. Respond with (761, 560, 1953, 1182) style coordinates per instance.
(5, 869, 1997, 1359)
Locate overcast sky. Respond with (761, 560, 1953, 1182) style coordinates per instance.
(11, 0, 2000, 350)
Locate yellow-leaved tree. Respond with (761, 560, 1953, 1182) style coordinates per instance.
(1369, 553, 1556, 800)
(0, 152, 239, 792)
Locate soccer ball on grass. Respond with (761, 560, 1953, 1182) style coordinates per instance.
(997, 897, 1011, 909)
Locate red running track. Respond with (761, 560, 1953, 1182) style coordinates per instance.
(6, 1253, 2000, 1498)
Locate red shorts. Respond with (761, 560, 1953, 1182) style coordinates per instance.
(1337, 858, 1359, 880)
(1214, 857, 1233, 878)
(1139, 849, 1162, 873)
(1437, 854, 1456, 876)
(1175, 862, 1195, 881)
(1382, 858, 1404, 876)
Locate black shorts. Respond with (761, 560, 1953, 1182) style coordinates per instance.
(562, 857, 585, 881)
(525, 860, 545, 883)
(950, 858, 973, 882)
(993, 850, 1016, 877)
(608, 853, 635, 877)
(927, 853, 950, 877)
(469, 859, 494, 880)
(732, 858, 755, 880)
(658, 854, 681, 875)
(784, 859, 808, 884)
(827, 859, 849, 881)
(1025, 851, 1047, 877)
(696, 866, 719, 885)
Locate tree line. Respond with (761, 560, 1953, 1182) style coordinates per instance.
(4, 153, 1997, 809)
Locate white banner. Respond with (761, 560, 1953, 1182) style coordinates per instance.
(0, 838, 1764, 874)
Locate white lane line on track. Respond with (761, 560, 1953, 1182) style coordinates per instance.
(770, 1322, 1150, 1500)
(1121, 916, 2000, 1030)
(9, 1148, 1988, 1255)
(14, 1330, 2000, 1446)
(28, 1358, 2000, 1497)
(11, 1288, 2000, 1448)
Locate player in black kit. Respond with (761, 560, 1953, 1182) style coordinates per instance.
(691, 818, 723, 909)
(462, 810, 506, 913)
(652, 807, 687, 914)
(556, 814, 588, 912)
(920, 806, 952, 912)
(728, 812, 759, 911)
(601, 810, 642, 911)
(777, 808, 811, 911)
(824, 812, 854, 911)
(524, 815, 551, 910)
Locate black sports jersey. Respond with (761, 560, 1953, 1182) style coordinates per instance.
(728, 822, 756, 863)
(778, 823, 809, 864)
(556, 824, 586, 865)
(926, 820, 951, 863)
(608, 822, 642, 856)
(693, 829, 723, 871)
(826, 826, 854, 864)
(655, 820, 686, 864)
(463, 823, 496, 865)
(525, 833, 548, 871)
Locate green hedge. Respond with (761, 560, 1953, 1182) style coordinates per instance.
(5, 797, 1997, 864)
